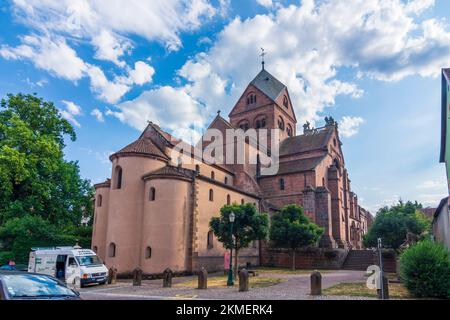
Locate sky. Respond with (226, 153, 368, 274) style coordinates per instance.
(1, 0, 450, 213)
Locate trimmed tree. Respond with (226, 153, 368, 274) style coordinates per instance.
(210, 203, 269, 279)
(269, 204, 324, 270)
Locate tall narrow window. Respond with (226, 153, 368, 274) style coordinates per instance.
(115, 166, 123, 189)
(287, 124, 293, 137)
(145, 247, 152, 259)
(224, 176, 228, 184)
(109, 243, 116, 257)
(283, 95, 289, 108)
(207, 231, 214, 249)
(280, 178, 285, 190)
(278, 117, 285, 131)
(211, 171, 215, 180)
(195, 164, 200, 174)
(97, 195, 102, 207)
(241, 199, 245, 205)
(149, 187, 156, 201)
(227, 194, 231, 205)
(209, 189, 214, 201)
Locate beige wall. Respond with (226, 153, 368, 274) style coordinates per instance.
(92, 186, 110, 261)
(195, 179, 260, 270)
(104, 156, 166, 273)
(140, 178, 192, 273)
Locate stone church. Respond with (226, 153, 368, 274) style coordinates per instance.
(92, 67, 372, 275)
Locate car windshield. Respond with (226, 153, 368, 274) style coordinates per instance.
(2, 274, 76, 298)
(75, 255, 102, 266)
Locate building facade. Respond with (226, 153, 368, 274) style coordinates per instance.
(92, 68, 372, 274)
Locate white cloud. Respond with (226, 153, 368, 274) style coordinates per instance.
(2, 0, 219, 104)
(0, 35, 86, 81)
(107, 86, 204, 144)
(91, 29, 131, 67)
(127, 61, 155, 86)
(339, 116, 365, 138)
(256, 0, 273, 8)
(90, 108, 105, 122)
(10, 0, 218, 52)
(60, 100, 82, 127)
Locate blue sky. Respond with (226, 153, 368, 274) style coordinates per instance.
(1, 0, 450, 213)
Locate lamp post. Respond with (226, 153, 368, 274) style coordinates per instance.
(227, 212, 235, 287)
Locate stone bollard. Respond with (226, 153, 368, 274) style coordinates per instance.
(198, 267, 208, 289)
(377, 275, 389, 300)
(310, 270, 322, 296)
(132, 267, 142, 286)
(239, 268, 249, 292)
(108, 267, 117, 285)
(163, 268, 173, 288)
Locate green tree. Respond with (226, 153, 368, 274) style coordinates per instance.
(363, 201, 431, 250)
(269, 204, 324, 270)
(210, 203, 269, 278)
(0, 93, 93, 264)
(400, 240, 450, 298)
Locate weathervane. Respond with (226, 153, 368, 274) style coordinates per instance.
(260, 48, 266, 70)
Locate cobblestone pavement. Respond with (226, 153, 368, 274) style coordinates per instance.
(79, 270, 373, 300)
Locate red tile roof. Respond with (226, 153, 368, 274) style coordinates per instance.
(111, 136, 168, 160)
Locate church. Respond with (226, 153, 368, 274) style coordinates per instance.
(92, 66, 372, 275)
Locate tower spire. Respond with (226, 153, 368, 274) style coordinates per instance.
(260, 48, 266, 70)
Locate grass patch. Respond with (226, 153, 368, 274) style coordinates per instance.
(175, 276, 285, 289)
(255, 267, 333, 274)
(323, 282, 412, 299)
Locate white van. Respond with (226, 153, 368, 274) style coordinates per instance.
(28, 246, 108, 287)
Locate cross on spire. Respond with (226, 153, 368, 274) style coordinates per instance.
(260, 48, 266, 70)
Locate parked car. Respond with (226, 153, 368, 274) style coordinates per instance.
(0, 265, 16, 271)
(0, 271, 81, 300)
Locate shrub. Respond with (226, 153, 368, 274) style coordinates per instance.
(400, 240, 450, 298)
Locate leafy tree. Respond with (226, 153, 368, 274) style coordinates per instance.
(363, 201, 431, 250)
(0, 93, 93, 264)
(210, 203, 269, 278)
(269, 204, 324, 270)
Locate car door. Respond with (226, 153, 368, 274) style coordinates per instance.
(65, 256, 80, 284)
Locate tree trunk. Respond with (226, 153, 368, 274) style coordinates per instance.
(292, 249, 296, 271)
(234, 248, 238, 280)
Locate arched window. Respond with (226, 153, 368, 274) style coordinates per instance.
(227, 194, 231, 205)
(278, 117, 285, 131)
(287, 124, 293, 137)
(241, 199, 245, 205)
(207, 231, 214, 249)
(283, 95, 289, 108)
(109, 243, 116, 257)
(239, 121, 249, 131)
(280, 178, 285, 190)
(246, 93, 257, 105)
(93, 246, 98, 253)
(149, 187, 156, 201)
(224, 176, 228, 184)
(114, 166, 123, 189)
(211, 171, 215, 180)
(209, 189, 214, 201)
(195, 164, 200, 174)
(145, 247, 152, 259)
(254, 116, 266, 129)
(97, 195, 102, 207)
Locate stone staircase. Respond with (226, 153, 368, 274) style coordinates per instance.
(342, 250, 375, 270)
